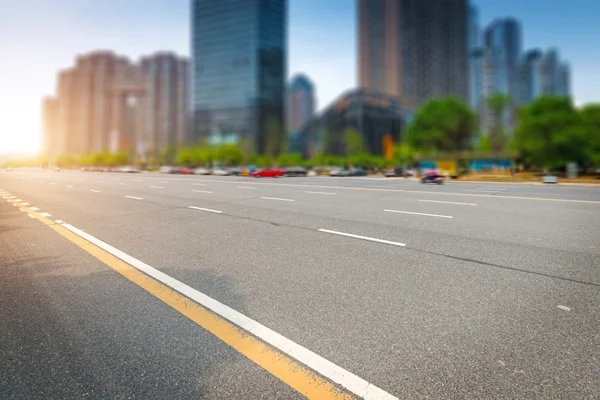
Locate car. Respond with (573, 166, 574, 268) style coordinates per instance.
(179, 167, 195, 174)
(119, 166, 140, 173)
(160, 166, 180, 174)
(329, 168, 350, 177)
(384, 168, 398, 177)
(284, 166, 307, 177)
(421, 173, 444, 184)
(212, 168, 231, 176)
(194, 167, 211, 175)
(252, 168, 284, 178)
(230, 167, 243, 176)
(349, 167, 367, 176)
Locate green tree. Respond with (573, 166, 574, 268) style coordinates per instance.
(277, 152, 304, 167)
(405, 97, 476, 153)
(514, 96, 588, 169)
(486, 93, 511, 152)
(216, 144, 243, 166)
(393, 143, 415, 166)
(265, 117, 284, 157)
(177, 147, 195, 165)
(580, 104, 600, 166)
(343, 128, 365, 156)
(159, 146, 176, 165)
(55, 154, 74, 168)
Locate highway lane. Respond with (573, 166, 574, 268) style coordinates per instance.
(2, 170, 600, 399)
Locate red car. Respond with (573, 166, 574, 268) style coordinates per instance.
(179, 167, 195, 174)
(251, 168, 284, 178)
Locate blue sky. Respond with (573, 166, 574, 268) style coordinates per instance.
(1, 0, 598, 153)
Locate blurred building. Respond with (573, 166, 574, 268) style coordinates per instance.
(286, 74, 315, 151)
(517, 48, 571, 106)
(468, 6, 484, 114)
(541, 49, 571, 97)
(191, 0, 287, 154)
(140, 53, 190, 157)
(298, 89, 412, 157)
(41, 97, 60, 162)
(358, 0, 469, 108)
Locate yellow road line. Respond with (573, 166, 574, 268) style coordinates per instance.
(5, 197, 354, 400)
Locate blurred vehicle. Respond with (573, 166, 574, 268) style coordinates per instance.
(384, 168, 399, 177)
(284, 166, 307, 177)
(329, 168, 350, 177)
(6, 167, 13, 172)
(179, 167, 195, 174)
(194, 167, 211, 175)
(241, 165, 259, 176)
(349, 167, 367, 176)
(52, 167, 61, 172)
(119, 166, 140, 173)
(160, 166, 180, 174)
(230, 167, 243, 176)
(421, 172, 444, 184)
(252, 168, 284, 178)
(212, 168, 231, 176)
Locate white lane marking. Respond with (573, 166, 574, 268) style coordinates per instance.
(125, 196, 143, 200)
(50, 182, 56, 185)
(37, 180, 43, 183)
(463, 190, 498, 193)
(54, 220, 64, 224)
(60, 222, 396, 400)
(21, 202, 30, 205)
(39, 212, 52, 217)
(14, 199, 23, 202)
(188, 206, 222, 214)
(557, 305, 571, 311)
(385, 209, 453, 219)
(66, 185, 73, 188)
(20, 209, 25, 212)
(261, 196, 295, 202)
(27, 214, 35, 218)
(30, 207, 40, 211)
(119, 183, 127, 185)
(90, 189, 101, 193)
(419, 200, 477, 206)
(150, 186, 163, 189)
(192, 190, 212, 193)
(157, 181, 168, 183)
(192, 183, 205, 186)
(476, 187, 509, 191)
(306, 191, 337, 195)
(237, 186, 257, 189)
(318, 229, 406, 247)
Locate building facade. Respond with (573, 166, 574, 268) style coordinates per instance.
(358, 0, 469, 108)
(42, 97, 60, 161)
(517, 48, 571, 106)
(191, 0, 286, 154)
(286, 74, 315, 134)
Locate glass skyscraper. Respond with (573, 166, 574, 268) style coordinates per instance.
(191, 0, 286, 154)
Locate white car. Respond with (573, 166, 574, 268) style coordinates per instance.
(120, 166, 140, 173)
(211, 168, 231, 176)
(194, 168, 211, 175)
(160, 166, 179, 174)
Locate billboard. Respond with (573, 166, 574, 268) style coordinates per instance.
(421, 160, 457, 176)
(468, 159, 512, 175)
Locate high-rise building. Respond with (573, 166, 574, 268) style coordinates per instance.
(286, 74, 315, 133)
(41, 97, 60, 161)
(358, 0, 469, 108)
(140, 52, 190, 157)
(558, 62, 571, 97)
(191, 0, 287, 154)
(517, 49, 544, 106)
(468, 6, 483, 113)
(483, 18, 522, 101)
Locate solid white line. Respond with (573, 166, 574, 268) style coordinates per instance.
(305, 191, 337, 195)
(150, 186, 163, 189)
(419, 200, 477, 206)
(90, 189, 101, 193)
(30, 207, 40, 211)
(261, 196, 295, 202)
(27, 214, 35, 218)
(125, 196, 143, 200)
(192, 190, 212, 193)
(463, 190, 497, 193)
(39, 212, 52, 217)
(318, 229, 406, 247)
(237, 186, 257, 189)
(476, 188, 509, 191)
(60, 223, 397, 400)
(188, 206, 222, 214)
(385, 209, 453, 219)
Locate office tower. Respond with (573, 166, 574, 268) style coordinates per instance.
(41, 97, 60, 161)
(468, 6, 483, 113)
(558, 62, 571, 97)
(286, 74, 315, 133)
(140, 53, 190, 157)
(517, 49, 544, 106)
(483, 18, 522, 101)
(191, 0, 287, 154)
(358, 0, 469, 108)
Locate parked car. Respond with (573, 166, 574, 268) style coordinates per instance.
(230, 167, 243, 176)
(421, 173, 444, 184)
(349, 168, 367, 176)
(179, 167, 195, 174)
(212, 168, 231, 176)
(160, 166, 179, 174)
(284, 166, 307, 177)
(329, 168, 350, 177)
(252, 168, 284, 178)
(193, 168, 211, 175)
(119, 166, 140, 173)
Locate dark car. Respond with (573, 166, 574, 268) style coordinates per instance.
(284, 166, 307, 177)
(349, 168, 367, 176)
(421, 173, 444, 184)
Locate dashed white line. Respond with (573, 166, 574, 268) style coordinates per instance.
(305, 191, 337, 195)
(419, 200, 477, 206)
(385, 209, 454, 219)
(55, 220, 64, 224)
(125, 196, 143, 200)
(27, 214, 35, 218)
(30, 207, 40, 211)
(150, 186, 163, 189)
(192, 183, 205, 186)
(157, 181, 168, 184)
(261, 196, 295, 202)
(59, 222, 396, 400)
(237, 186, 257, 189)
(90, 189, 101, 193)
(463, 190, 497, 193)
(19, 209, 25, 212)
(21, 202, 30, 205)
(192, 190, 212, 193)
(188, 206, 222, 214)
(39, 212, 52, 217)
(318, 229, 406, 247)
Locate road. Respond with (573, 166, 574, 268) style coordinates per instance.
(1, 170, 599, 399)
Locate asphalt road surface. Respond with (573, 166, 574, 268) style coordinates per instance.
(2, 170, 599, 399)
